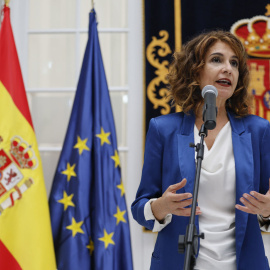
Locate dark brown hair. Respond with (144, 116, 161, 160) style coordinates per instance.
(167, 30, 250, 116)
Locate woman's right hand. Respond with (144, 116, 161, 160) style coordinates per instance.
(151, 178, 202, 222)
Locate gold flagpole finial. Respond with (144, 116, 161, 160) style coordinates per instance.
(91, 0, 94, 9)
(5, 0, 10, 7)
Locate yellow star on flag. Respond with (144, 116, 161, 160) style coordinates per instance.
(113, 206, 127, 225)
(61, 163, 77, 182)
(87, 238, 95, 255)
(98, 229, 115, 249)
(74, 136, 90, 155)
(117, 180, 125, 197)
(58, 191, 75, 211)
(96, 127, 111, 146)
(66, 217, 84, 237)
(111, 150, 120, 168)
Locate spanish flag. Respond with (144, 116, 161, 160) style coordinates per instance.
(0, 5, 56, 270)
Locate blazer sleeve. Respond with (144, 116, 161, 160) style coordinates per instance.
(259, 121, 270, 230)
(131, 118, 164, 230)
(260, 121, 270, 193)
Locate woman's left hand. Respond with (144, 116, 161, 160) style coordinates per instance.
(235, 178, 270, 218)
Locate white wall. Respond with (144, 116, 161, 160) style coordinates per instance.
(127, 1, 156, 269)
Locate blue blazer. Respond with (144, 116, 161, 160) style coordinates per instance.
(131, 111, 270, 270)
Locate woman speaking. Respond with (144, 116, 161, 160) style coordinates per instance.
(131, 30, 270, 270)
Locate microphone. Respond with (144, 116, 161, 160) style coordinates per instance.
(201, 85, 218, 130)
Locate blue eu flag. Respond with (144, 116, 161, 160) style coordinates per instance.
(49, 9, 133, 270)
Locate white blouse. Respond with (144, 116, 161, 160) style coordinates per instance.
(194, 122, 236, 270)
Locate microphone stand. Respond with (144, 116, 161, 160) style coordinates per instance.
(178, 124, 207, 270)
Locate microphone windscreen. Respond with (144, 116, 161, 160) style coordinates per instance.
(202, 85, 218, 98)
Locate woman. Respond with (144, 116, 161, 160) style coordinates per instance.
(131, 30, 270, 270)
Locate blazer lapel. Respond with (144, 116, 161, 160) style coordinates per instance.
(178, 111, 254, 263)
(228, 111, 254, 265)
(177, 112, 200, 237)
(178, 112, 196, 194)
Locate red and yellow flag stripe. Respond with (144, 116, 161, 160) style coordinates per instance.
(0, 5, 56, 270)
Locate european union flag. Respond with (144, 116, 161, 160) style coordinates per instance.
(49, 9, 133, 270)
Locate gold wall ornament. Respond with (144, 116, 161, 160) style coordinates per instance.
(146, 30, 172, 115)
